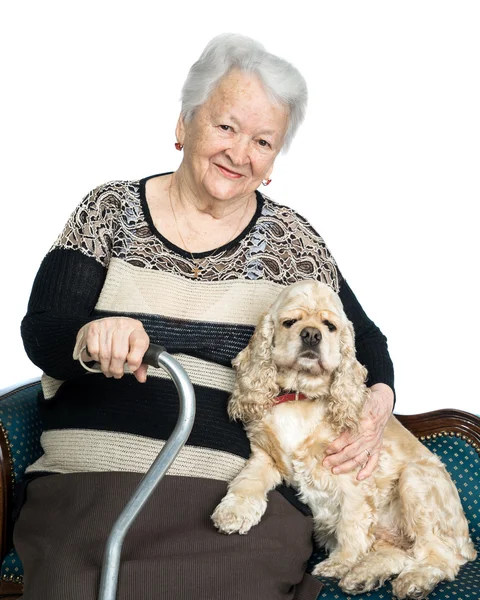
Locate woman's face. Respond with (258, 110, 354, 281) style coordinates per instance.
(177, 69, 290, 203)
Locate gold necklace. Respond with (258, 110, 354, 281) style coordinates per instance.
(168, 183, 252, 278)
(181, 187, 251, 220)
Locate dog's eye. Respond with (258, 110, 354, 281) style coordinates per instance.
(323, 320, 337, 332)
(282, 319, 297, 329)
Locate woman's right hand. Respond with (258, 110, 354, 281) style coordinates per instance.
(73, 317, 150, 382)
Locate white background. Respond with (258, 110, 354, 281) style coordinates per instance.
(1, 1, 478, 414)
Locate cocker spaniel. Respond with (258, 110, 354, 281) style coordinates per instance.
(211, 280, 476, 599)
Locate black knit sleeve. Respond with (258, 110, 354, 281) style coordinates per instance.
(337, 275, 395, 400)
(21, 249, 107, 380)
(20, 185, 119, 380)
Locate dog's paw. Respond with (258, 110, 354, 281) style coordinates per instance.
(312, 556, 352, 579)
(339, 564, 388, 595)
(211, 494, 267, 535)
(391, 569, 443, 599)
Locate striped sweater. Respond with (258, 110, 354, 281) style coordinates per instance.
(21, 173, 394, 485)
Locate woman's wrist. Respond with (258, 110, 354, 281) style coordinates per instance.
(369, 383, 394, 413)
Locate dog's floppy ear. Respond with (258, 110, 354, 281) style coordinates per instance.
(328, 321, 369, 433)
(228, 312, 280, 423)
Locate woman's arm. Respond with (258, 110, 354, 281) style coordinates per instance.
(337, 277, 395, 398)
(21, 249, 107, 380)
(21, 185, 117, 380)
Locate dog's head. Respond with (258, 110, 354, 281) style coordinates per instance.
(229, 280, 368, 430)
(269, 280, 347, 376)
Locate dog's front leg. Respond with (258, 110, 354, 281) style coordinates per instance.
(211, 446, 282, 535)
(312, 478, 376, 579)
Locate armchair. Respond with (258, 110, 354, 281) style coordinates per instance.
(0, 381, 479, 599)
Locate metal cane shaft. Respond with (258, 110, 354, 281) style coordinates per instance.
(98, 346, 196, 600)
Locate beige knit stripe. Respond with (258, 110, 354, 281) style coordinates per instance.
(41, 354, 235, 397)
(146, 353, 235, 392)
(26, 429, 246, 482)
(95, 258, 283, 325)
(41, 354, 234, 401)
(41, 373, 64, 400)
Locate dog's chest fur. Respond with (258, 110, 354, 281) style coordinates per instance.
(254, 400, 354, 537)
(264, 400, 331, 461)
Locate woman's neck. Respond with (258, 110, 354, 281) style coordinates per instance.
(149, 171, 256, 253)
(172, 166, 255, 220)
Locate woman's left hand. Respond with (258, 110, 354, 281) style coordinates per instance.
(322, 383, 394, 481)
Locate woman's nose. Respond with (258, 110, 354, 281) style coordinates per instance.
(225, 137, 250, 166)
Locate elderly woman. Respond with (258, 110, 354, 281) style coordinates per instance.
(17, 34, 394, 600)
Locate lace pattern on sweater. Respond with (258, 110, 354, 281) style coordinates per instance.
(51, 180, 340, 291)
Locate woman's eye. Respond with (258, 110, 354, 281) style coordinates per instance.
(258, 139, 271, 148)
(219, 124, 232, 131)
(283, 319, 297, 329)
(323, 320, 337, 332)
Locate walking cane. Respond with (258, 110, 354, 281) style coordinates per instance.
(97, 344, 196, 600)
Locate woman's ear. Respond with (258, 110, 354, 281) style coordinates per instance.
(264, 164, 273, 181)
(228, 312, 280, 423)
(328, 321, 368, 433)
(176, 113, 186, 146)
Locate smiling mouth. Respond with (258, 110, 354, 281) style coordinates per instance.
(215, 164, 243, 179)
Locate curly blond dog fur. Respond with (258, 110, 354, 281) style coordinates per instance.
(211, 280, 476, 599)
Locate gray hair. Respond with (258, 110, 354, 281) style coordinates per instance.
(181, 33, 308, 152)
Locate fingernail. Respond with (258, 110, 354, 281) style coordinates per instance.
(332, 467, 339, 474)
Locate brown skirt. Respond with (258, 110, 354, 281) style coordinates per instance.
(14, 472, 323, 600)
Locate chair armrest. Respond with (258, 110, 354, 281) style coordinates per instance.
(0, 380, 43, 562)
(0, 427, 13, 562)
(396, 408, 480, 449)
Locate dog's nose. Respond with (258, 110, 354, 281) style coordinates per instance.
(300, 327, 322, 347)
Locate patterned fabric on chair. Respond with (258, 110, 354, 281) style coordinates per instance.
(0, 381, 43, 593)
(1, 548, 24, 584)
(308, 429, 480, 599)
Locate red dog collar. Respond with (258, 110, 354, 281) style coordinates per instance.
(274, 391, 308, 405)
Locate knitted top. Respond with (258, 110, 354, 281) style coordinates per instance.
(21, 173, 394, 482)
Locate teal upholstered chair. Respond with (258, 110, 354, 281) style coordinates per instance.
(0, 381, 479, 599)
(0, 380, 43, 598)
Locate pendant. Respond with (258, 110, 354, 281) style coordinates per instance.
(192, 264, 201, 278)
